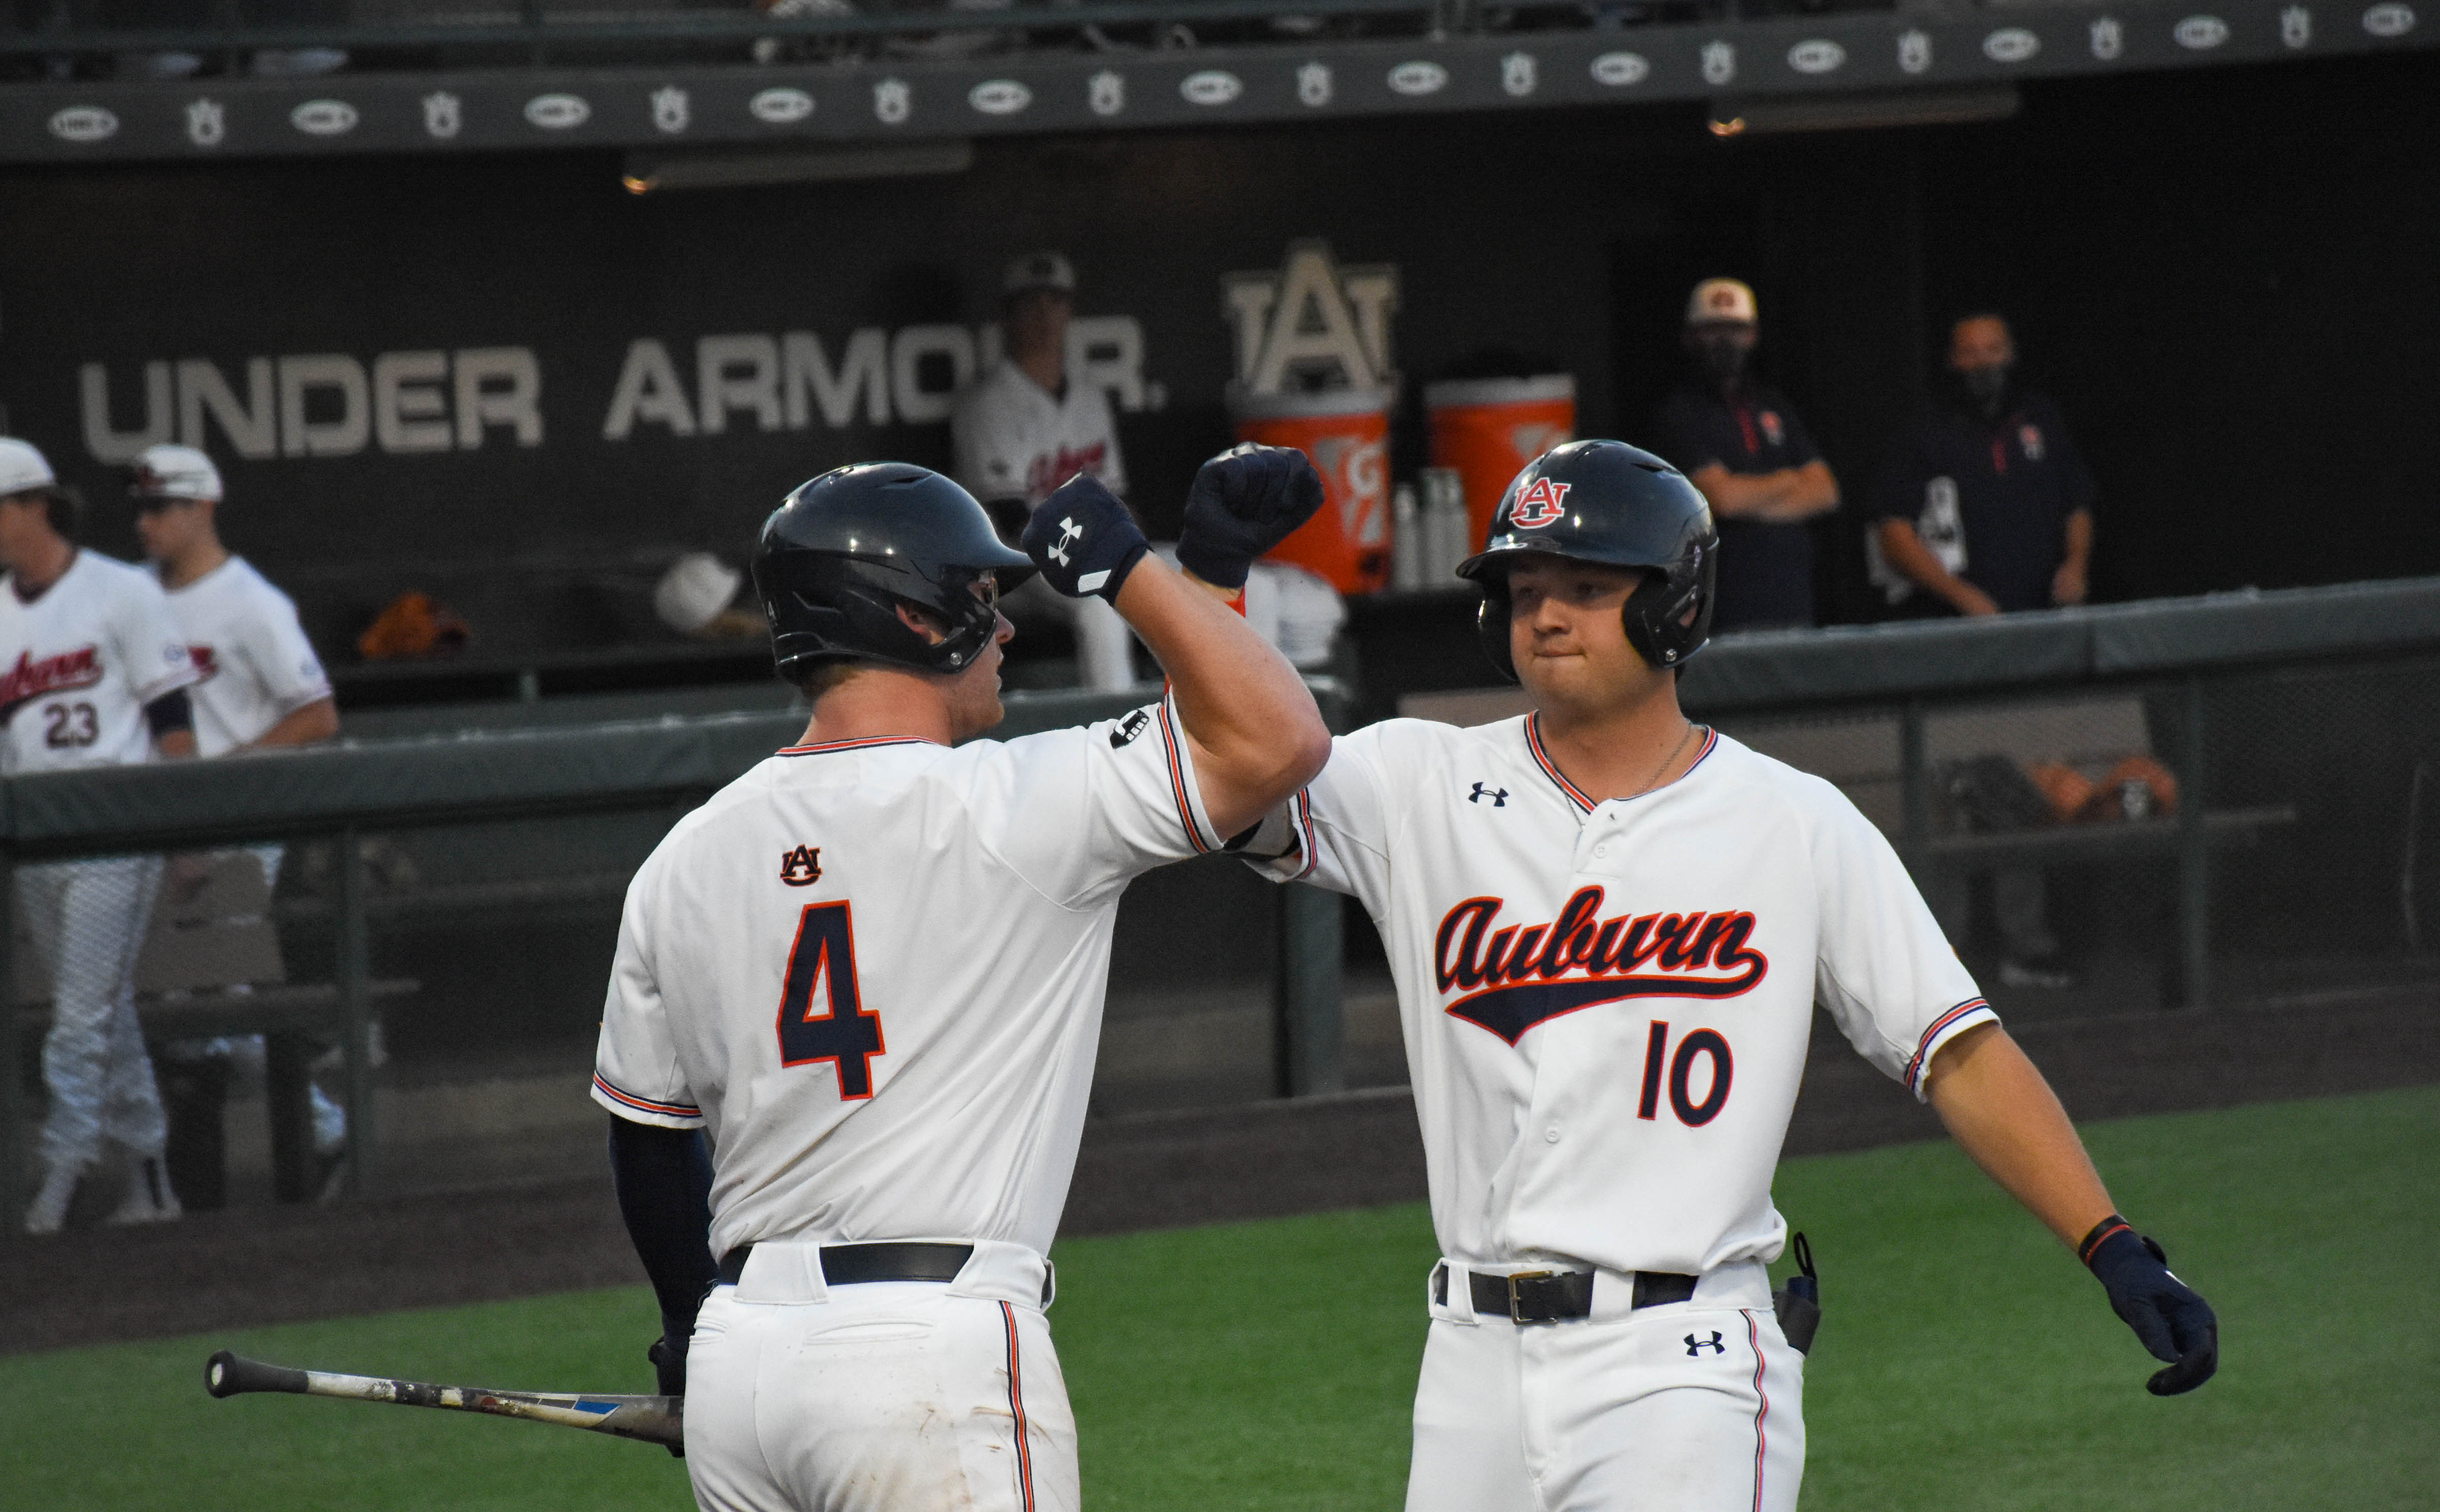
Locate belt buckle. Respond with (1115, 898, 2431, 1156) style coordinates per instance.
(1506, 1270, 1556, 1324)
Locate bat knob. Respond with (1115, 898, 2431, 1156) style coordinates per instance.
(205, 1350, 308, 1398)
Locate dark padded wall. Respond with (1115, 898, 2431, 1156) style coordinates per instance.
(0, 50, 2431, 657)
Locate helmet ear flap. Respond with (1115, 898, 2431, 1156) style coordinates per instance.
(1620, 566, 1712, 669)
(1475, 587, 1519, 683)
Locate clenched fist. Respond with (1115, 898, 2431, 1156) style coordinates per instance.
(1176, 443, 1326, 591)
(1022, 473, 1149, 603)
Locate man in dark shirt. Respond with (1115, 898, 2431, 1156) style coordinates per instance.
(1870, 314, 2096, 617)
(1652, 277, 1841, 631)
(1871, 314, 2100, 991)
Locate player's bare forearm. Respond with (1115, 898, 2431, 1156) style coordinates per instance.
(1766, 460, 1841, 521)
(1688, 465, 1787, 519)
(252, 697, 340, 748)
(1114, 554, 1328, 837)
(1924, 1023, 2117, 1250)
(157, 729, 198, 759)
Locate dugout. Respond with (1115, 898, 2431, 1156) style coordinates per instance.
(3, 577, 2436, 1225)
(0, 36, 2435, 686)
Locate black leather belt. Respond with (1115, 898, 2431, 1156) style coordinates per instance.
(1455, 1267, 1698, 1323)
(717, 1241, 974, 1287)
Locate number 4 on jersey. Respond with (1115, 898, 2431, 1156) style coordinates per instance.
(776, 901, 885, 1099)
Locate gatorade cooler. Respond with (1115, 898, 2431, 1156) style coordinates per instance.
(1425, 375, 1577, 551)
(1230, 385, 1393, 595)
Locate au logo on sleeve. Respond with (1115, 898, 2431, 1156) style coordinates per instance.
(780, 844, 824, 886)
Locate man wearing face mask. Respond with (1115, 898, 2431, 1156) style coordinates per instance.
(1868, 313, 2096, 618)
(1652, 279, 1841, 632)
(1869, 315, 2101, 992)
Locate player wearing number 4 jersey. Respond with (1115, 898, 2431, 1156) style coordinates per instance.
(594, 450, 1328, 1511)
(1239, 440, 2219, 1512)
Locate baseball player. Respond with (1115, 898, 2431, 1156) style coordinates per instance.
(130, 443, 347, 1206)
(0, 438, 202, 1235)
(1236, 440, 2218, 1511)
(951, 251, 1139, 692)
(594, 448, 1329, 1510)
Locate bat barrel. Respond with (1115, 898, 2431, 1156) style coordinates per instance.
(205, 1351, 311, 1399)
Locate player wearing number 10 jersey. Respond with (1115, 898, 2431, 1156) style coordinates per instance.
(1241, 441, 2217, 1512)
(593, 453, 1327, 1512)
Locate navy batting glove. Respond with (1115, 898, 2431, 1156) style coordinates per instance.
(1175, 443, 1326, 591)
(647, 1329, 689, 1455)
(1023, 473, 1148, 603)
(2082, 1216, 2219, 1396)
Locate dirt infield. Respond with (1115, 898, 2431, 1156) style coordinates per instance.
(6, 985, 2433, 1355)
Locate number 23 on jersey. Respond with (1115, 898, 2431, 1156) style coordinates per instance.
(776, 901, 886, 1099)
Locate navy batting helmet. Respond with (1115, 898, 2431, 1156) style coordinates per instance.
(1455, 439, 1718, 679)
(753, 463, 1036, 681)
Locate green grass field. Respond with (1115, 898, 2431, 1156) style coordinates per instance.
(13, 1086, 2436, 1510)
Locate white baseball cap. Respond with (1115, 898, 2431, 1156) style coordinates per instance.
(1685, 277, 1759, 326)
(129, 443, 225, 503)
(1002, 251, 1077, 298)
(0, 438, 59, 499)
(654, 552, 745, 635)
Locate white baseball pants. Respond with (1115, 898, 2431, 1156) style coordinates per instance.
(1405, 1259, 1805, 1512)
(20, 856, 169, 1173)
(684, 1240, 1076, 1512)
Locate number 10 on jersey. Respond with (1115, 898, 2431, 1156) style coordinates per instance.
(777, 901, 885, 1099)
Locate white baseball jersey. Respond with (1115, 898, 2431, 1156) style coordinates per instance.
(950, 359, 1126, 507)
(0, 550, 199, 775)
(1255, 717, 1993, 1277)
(156, 557, 332, 758)
(593, 698, 1221, 1259)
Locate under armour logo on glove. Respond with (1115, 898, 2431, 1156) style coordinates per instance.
(1023, 474, 1148, 603)
(1686, 1331, 1725, 1356)
(1047, 516, 1084, 568)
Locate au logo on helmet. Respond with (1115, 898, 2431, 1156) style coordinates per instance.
(1510, 478, 1571, 529)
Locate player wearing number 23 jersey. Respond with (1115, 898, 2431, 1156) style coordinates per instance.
(0, 547, 197, 775)
(1242, 442, 2217, 1512)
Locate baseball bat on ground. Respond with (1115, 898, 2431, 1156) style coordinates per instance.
(203, 1349, 683, 1450)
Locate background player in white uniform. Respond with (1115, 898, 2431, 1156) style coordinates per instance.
(130, 443, 348, 1205)
(0, 438, 203, 1235)
(951, 251, 1139, 692)
(594, 448, 1328, 1510)
(1241, 441, 2219, 1512)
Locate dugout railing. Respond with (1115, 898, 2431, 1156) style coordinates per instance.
(5, 577, 2439, 1227)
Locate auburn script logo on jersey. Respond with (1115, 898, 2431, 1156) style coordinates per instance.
(0, 645, 104, 723)
(1434, 885, 1767, 1043)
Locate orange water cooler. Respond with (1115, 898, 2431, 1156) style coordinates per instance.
(1424, 375, 1577, 550)
(1229, 386, 1394, 595)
